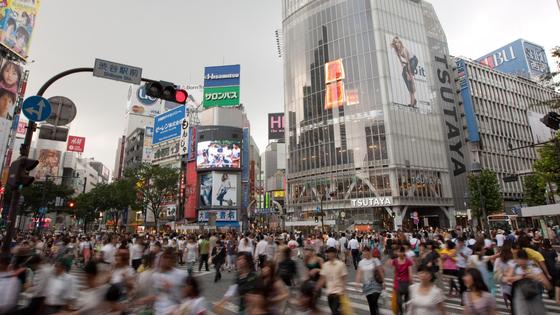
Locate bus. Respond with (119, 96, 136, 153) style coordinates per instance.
(487, 214, 519, 231)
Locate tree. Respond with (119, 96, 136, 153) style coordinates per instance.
(523, 174, 547, 207)
(467, 169, 503, 229)
(126, 163, 179, 233)
(19, 181, 74, 216)
(533, 133, 560, 186)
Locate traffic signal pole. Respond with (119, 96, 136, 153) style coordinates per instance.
(2, 67, 159, 253)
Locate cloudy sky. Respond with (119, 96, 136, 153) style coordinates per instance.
(23, 0, 559, 172)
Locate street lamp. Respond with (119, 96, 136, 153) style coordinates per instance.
(470, 162, 489, 236)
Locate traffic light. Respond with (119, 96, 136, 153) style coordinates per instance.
(7, 157, 39, 189)
(541, 112, 560, 130)
(144, 81, 188, 104)
(67, 200, 76, 209)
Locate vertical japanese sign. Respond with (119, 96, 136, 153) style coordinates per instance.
(179, 106, 190, 156)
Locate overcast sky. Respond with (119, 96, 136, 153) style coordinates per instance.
(24, 0, 559, 173)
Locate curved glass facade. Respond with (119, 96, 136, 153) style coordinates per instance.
(283, 0, 467, 229)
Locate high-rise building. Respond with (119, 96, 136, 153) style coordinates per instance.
(282, 0, 468, 230)
(455, 57, 558, 210)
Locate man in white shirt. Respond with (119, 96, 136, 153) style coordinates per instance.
(496, 229, 505, 248)
(326, 233, 336, 249)
(150, 248, 188, 315)
(455, 238, 473, 301)
(101, 237, 117, 265)
(0, 254, 20, 314)
(44, 260, 77, 312)
(255, 235, 268, 268)
(348, 234, 360, 270)
(316, 247, 347, 314)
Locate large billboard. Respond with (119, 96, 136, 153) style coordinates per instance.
(477, 39, 550, 81)
(35, 149, 61, 179)
(268, 113, 284, 140)
(196, 140, 241, 169)
(199, 172, 213, 207)
(203, 85, 240, 108)
(527, 111, 555, 144)
(152, 105, 185, 145)
(0, 57, 23, 170)
(203, 64, 240, 108)
(0, 0, 41, 60)
(204, 64, 240, 87)
(386, 35, 431, 113)
(212, 172, 237, 207)
(127, 84, 163, 117)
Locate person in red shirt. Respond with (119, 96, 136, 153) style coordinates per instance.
(387, 246, 414, 314)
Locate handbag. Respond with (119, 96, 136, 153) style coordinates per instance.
(516, 278, 541, 299)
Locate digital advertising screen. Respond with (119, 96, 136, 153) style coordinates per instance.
(196, 140, 241, 169)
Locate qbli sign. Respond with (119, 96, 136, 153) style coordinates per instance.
(67, 136, 86, 153)
(203, 64, 240, 108)
(153, 105, 185, 145)
(268, 113, 284, 140)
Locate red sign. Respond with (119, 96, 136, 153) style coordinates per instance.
(67, 136, 86, 153)
(16, 121, 27, 137)
(184, 161, 198, 220)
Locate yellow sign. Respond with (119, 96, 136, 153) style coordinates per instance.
(273, 190, 285, 198)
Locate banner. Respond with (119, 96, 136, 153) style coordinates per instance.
(203, 85, 240, 108)
(35, 149, 61, 179)
(197, 209, 237, 222)
(67, 135, 85, 153)
(268, 113, 284, 140)
(386, 34, 431, 113)
(204, 64, 240, 87)
(212, 172, 237, 207)
(0, 0, 41, 60)
(153, 105, 185, 144)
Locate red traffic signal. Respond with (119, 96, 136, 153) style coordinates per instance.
(145, 81, 188, 104)
(67, 200, 76, 209)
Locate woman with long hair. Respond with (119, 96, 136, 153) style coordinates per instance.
(303, 247, 323, 281)
(216, 252, 259, 314)
(406, 264, 446, 315)
(440, 240, 459, 296)
(505, 249, 552, 315)
(169, 276, 207, 315)
(390, 36, 418, 107)
(386, 246, 413, 315)
(462, 268, 497, 315)
(493, 240, 514, 309)
(247, 260, 289, 315)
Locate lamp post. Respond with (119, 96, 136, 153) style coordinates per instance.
(470, 162, 489, 236)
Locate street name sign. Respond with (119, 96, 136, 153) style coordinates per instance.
(93, 59, 142, 85)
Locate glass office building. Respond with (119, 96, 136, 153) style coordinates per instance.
(282, 0, 468, 230)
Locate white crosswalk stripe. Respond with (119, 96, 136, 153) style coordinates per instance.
(68, 265, 559, 315)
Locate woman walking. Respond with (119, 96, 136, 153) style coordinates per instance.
(462, 268, 497, 315)
(440, 240, 459, 296)
(355, 246, 384, 315)
(406, 264, 446, 315)
(387, 246, 413, 315)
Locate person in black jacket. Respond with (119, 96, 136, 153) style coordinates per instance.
(277, 247, 297, 287)
(211, 240, 226, 282)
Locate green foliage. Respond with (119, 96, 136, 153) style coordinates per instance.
(20, 181, 74, 215)
(533, 134, 560, 186)
(467, 169, 503, 218)
(124, 163, 179, 232)
(522, 174, 547, 207)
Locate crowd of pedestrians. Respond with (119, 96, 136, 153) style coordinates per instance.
(0, 225, 558, 314)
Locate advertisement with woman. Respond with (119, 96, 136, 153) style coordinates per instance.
(386, 34, 431, 113)
(34, 149, 61, 179)
(212, 172, 237, 207)
(0, 0, 41, 59)
(0, 57, 22, 171)
(199, 173, 212, 206)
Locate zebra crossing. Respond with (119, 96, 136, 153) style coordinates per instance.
(214, 274, 560, 315)
(68, 265, 560, 315)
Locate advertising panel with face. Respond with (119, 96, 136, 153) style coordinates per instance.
(199, 172, 213, 207)
(212, 172, 237, 207)
(196, 140, 241, 169)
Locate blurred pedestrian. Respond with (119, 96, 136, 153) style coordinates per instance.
(406, 264, 446, 315)
(462, 268, 496, 315)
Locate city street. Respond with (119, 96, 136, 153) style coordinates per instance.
(67, 256, 560, 315)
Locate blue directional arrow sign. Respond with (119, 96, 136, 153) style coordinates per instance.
(22, 96, 52, 122)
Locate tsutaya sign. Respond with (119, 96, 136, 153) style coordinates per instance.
(351, 197, 393, 207)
